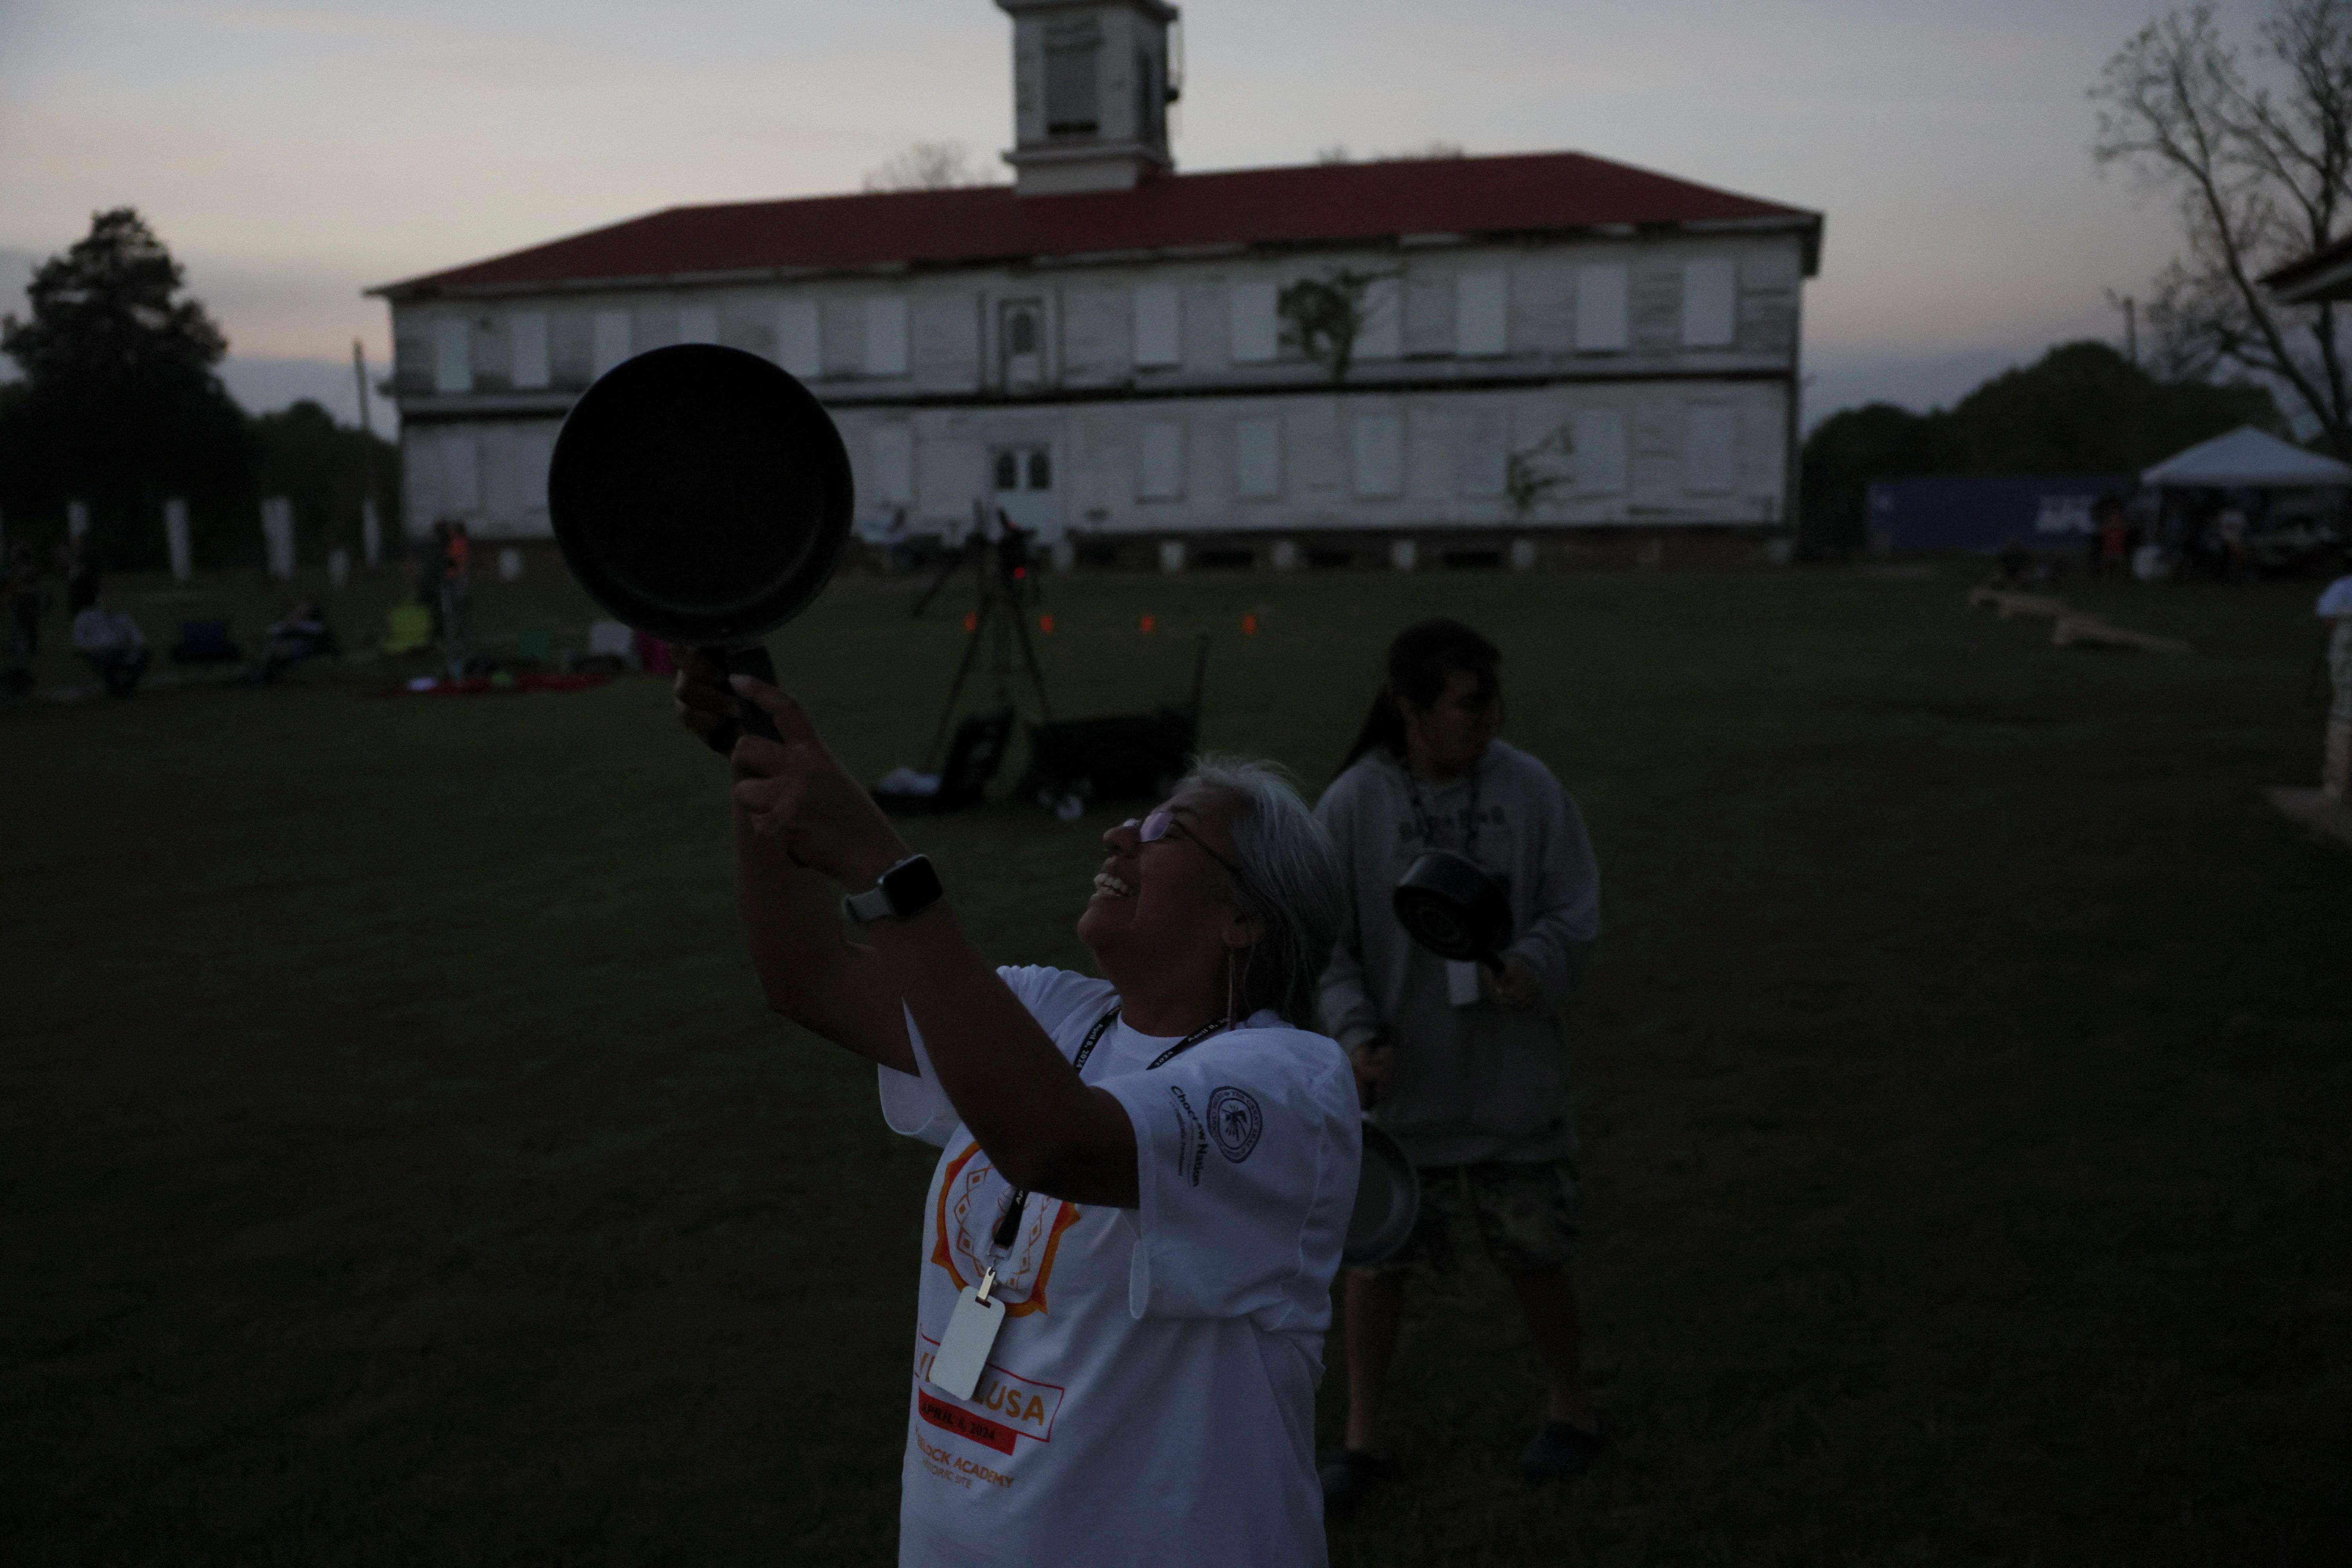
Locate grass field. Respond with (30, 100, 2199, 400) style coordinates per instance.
(4, 559, 2348, 1565)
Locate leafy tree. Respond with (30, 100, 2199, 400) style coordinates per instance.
(2091, 1, 2352, 450)
(0, 207, 252, 569)
(251, 399, 401, 559)
(1799, 341, 2281, 554)
(1945, 341, 2282, 470)
(1799, 403, 1960, 555)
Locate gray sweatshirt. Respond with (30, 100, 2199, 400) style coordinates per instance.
(1314, 741, 1599, 1167)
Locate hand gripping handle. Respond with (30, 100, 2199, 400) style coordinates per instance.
(702, 642, 782, 756)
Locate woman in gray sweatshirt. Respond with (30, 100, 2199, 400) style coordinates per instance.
(1314, 618, 1603, 1509)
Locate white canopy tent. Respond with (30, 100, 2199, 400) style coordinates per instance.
(2140, 426, 2352, 489)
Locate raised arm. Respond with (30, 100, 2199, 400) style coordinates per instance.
(679, 650, 913, 1071)
(712, 670, 1140, 1206)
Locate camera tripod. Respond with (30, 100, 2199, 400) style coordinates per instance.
(914, 509, 1053, 771)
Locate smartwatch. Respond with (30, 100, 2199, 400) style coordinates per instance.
(842, 853, 945, 926)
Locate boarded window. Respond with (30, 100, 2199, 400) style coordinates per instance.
(1455, 411, 1508, 497)
(677, 305, 719, 345)
(1357, 276, 1402, 361)
(870, 425, 914, 505)
(1046, 42, 1099, 135)
(1134, 284, 1180, 368)
(443, 432, 480, 510)
(1000, 299, 1044, 385)
(1235, 418, 1281, 498)
(1230, 282, 1278, 363)
(592, 311, 632, 377)
(1686, 405, 1737, 494)
(508, 313, 549, 390)
(776, 300, 820, 377)
(1576, 265, 1630, 352)
(1455, 272, 1507, 357)
(1138, 421, 1184, 500)
(1573, 408, 1627, 494)
(434, 318, 471, 393)
(522, 426, 557, 510)
(864, 297, 909, 376)
(1352, 413, 1404, 497)
(1681, 258, 1737, 348)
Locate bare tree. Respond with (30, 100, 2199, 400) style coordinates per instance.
(862, 141, 996, 192)
(2092, 1, 2352, 451)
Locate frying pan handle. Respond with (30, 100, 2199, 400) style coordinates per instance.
(701, 642, 783, 755)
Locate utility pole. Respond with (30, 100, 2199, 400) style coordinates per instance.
(352, 339, 384, 568)
(2119, 294, 2138, 367)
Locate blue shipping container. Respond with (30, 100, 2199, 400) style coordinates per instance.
(1867, 475, 2131, 553)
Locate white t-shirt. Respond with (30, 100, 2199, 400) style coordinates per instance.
(2316, 574, 2352, 619)
(879, 965, 1359, 1568)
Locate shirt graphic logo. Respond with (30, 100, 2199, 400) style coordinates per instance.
(1207, 1087, 1263, 1162)
(932, 1142, 1082, 1318)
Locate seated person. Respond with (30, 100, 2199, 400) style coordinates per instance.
(72, 596, 151, 698)
(261, 600, 337, 682)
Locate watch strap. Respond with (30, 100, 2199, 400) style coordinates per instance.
(843, 854, 942, 925)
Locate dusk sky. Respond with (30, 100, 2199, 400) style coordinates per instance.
(0, 0, 2201, 430)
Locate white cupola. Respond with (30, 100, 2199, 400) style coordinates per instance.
(995, 0, 1180, 196)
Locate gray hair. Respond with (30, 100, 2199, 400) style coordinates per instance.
(1183, 753, 1347, 1030)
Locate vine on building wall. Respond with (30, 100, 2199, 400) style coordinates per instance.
(1505, 425, 1576, 523)
(1276, 269, 1389, 383)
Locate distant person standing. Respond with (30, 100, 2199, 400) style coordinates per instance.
(2095, 495, 2130, 579)
(2320, 560, 2352, 803)
(440, 519, 474, 678)
(2217, 505, 2250, 581)
(1314, 619, 1604, 1512)
(71, 593, 151, 697)
(414, 520, 451, 643)
(4, 542, 46, 695)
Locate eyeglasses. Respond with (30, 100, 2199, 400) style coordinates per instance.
(1132, 807, 1259, 907)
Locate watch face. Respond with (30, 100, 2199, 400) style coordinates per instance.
(884, 855, 944, 915)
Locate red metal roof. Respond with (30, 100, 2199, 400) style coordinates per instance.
(376, 151, 1820, 298)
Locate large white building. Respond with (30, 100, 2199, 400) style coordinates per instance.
(372, 0, 1822, 566)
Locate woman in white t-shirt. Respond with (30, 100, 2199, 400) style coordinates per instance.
(677, 659, 1357, 1568)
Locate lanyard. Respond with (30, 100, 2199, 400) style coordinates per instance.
(1403, 757, 1485, 864)
(979, 1005, 1228, 1296)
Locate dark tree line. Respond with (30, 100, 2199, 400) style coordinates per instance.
(1800, 341, 2283, 554)
(0, 208, 396, 573)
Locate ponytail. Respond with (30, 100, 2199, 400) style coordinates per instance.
(1335, 619, 1502, 776)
